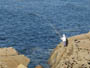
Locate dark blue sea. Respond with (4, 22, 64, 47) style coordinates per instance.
(0, 0, 90, 68)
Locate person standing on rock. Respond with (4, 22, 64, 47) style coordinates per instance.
(60, 34, 68, 47)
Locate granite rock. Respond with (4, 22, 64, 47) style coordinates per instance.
(48, 32, 90, 68)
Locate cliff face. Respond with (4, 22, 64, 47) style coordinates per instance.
(48, 32, 90, 68)
(0, 47, 30, 68)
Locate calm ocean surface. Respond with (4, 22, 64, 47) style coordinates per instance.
(0, 0, 90, 68)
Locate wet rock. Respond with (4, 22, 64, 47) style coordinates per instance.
(48, 32, 90, 68)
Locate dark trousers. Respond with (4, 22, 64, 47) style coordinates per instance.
(64, 39, 68, 47)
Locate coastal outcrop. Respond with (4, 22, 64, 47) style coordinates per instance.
(48, 32, 90, 68)
(17, 64, 27, 68)
(35, 65, 43, 68)
(0, 47, 30, 68)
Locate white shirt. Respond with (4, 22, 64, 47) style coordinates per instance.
(60, 34, 66, 42)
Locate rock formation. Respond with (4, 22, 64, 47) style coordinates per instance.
(48, 32, 90, 68)
(0, 47, 30, 68)
(35, 65, 43, 68)
(17, 64, 27, 68)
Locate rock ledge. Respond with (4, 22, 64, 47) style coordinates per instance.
(49, 32, 90, 68)
(0, 47, 30, 68)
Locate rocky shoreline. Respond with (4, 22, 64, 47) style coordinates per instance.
(1, 32, 90, 68)
(0, 47, 30, 68)
(48, 32, 90, 68)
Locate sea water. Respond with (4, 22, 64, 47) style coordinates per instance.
(0, 0, 90, 68)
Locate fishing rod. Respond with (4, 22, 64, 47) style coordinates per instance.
(32, 13, 62, 39)
(46, 19, 62, 38)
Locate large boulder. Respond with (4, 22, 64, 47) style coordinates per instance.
(48, 32, 90, 68)
(17, 64, 27, 68)
(0, 47, 18, 56)
(35, 65, 43, 68)
(0, 47, 30, 68)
